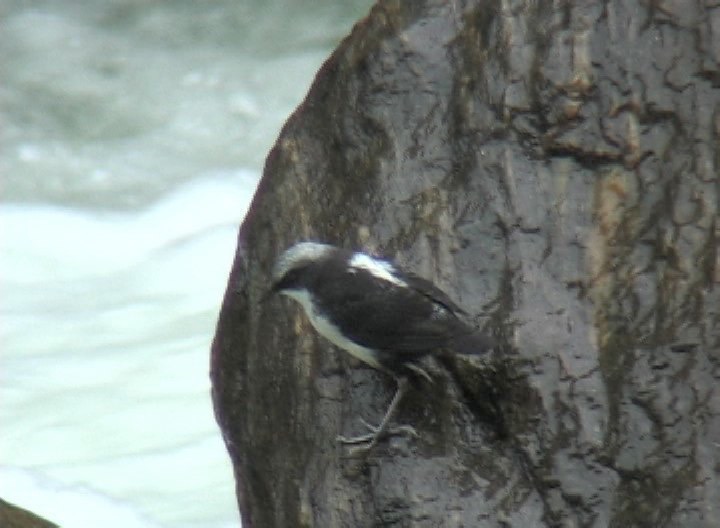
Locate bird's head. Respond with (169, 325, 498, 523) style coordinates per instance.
(268, 241, 336, 298)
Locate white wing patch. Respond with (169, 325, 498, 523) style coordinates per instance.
(348, 253, 408, 288)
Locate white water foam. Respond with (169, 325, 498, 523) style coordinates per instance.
(0, 174, 254, 528)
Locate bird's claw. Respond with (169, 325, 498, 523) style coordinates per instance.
(336, 432, 376, 445)
(358, 417, 418, 438)
(336, 419, 418, 446)
(389, 424, 419, 438)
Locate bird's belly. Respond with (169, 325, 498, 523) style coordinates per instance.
(284, 290, 382, 370)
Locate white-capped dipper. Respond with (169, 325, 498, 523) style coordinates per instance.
(270, 241, 492, 451)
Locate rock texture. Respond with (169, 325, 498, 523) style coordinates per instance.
(0, 499, 58, 528)
(211, 0, 719, 526)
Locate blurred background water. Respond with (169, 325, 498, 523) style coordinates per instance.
(0, 1, 373, 526)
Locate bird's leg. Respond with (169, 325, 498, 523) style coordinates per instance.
(337, 376, 414, 450)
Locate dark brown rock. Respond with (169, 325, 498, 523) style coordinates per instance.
(212, 0, 720, 526)
(0, 499, 58, 528)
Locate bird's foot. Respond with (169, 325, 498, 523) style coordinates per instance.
(336, 418, 418, 446)
(336, 432, 376, 446)
(358, 417, 418, 439)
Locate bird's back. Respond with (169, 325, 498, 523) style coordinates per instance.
(307, 254, 487, 360)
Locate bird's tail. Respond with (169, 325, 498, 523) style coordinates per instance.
(450, 331, 494, 356)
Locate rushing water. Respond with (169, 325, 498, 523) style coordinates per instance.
(0, 1, 372, 526)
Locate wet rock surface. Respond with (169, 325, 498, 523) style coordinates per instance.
(212, 0, 719, 526)
(0, 499, 58, 528)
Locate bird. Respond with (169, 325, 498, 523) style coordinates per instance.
(269, 241, 493, 451)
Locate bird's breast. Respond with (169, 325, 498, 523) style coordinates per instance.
(282, 289, 383, 370)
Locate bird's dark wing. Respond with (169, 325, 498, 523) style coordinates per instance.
(311, 262, 474, 355)
(394, 269, 468, 316)
(396, 271, 493, 354)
